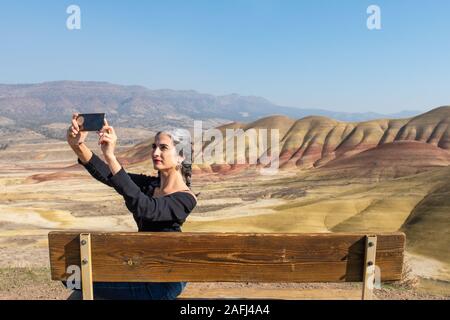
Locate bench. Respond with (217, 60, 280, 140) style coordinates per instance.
(48, 231, 405, 300)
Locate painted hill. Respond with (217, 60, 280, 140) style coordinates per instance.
(319, 141, 450, 180)
(118, 106, 450, 178)
(401, 165, 450, 265)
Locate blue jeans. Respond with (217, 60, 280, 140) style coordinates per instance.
(93, 281, 187, 300)
(65, 281, 187, 300)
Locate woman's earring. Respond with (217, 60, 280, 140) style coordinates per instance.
(176, 161, 181, 170)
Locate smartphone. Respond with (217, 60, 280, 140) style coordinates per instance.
(76, 113, 105, 132)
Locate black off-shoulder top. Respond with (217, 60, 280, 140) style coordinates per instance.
(78, 153, 197, 232)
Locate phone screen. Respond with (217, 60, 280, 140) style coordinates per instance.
(76, 113, 105, 132)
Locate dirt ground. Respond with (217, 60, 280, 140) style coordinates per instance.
(0, 267, 446, 300)
(0, 140, 449, 300)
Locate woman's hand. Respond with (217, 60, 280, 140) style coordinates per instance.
(98, 119, 117, 161)
(67, 113, 88, 146)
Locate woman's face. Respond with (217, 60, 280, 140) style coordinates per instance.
(151, 133, 182, 171)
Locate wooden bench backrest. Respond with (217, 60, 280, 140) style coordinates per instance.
(48, 232, 405, 283)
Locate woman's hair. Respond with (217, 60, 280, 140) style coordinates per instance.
(155, 129, 192, 188)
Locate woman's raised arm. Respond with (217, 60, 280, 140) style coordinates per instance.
(69, 114, 157, 191)
(71, 143, 93, 164)
(67, 113, 93, 164)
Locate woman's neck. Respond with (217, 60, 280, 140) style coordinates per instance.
(158, 169, 185, 192)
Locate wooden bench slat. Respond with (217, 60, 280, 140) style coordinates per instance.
(48, 232, 405, 283)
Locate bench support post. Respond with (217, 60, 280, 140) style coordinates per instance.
(362, 235, 377, 300)
(80, 233, 94, 300)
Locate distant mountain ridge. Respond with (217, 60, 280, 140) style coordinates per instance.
(0, 81, 421, 131)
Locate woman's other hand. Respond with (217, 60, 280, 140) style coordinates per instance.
(67, 113, 88, 146)
(98, 119, 117, 161)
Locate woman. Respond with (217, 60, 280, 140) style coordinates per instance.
(66, 113, 197, 300)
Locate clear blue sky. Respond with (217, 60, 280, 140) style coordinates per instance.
(0, 0, 449, 113)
